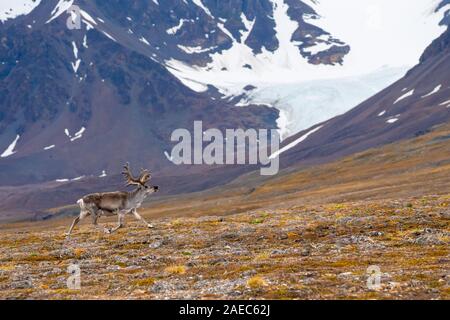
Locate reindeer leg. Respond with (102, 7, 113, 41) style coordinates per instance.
(66, 217, 80, 236)
(92, 211, 111, 234)
(66, 210, 90, 236)
(132, 209, 154, 229)
(109, 210, 126, 233)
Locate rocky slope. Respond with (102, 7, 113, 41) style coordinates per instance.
(0, 0, 279, 187)
(0, 0, 353, 187)
(276, 25, 450, 170)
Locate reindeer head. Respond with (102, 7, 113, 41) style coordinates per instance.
(122, 162, 159, 193)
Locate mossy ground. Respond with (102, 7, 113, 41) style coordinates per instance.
(0, 195, 448, 299)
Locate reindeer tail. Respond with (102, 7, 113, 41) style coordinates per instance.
(77, 198, 85, 209)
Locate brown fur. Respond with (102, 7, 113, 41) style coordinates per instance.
(83, 192, 128, 212)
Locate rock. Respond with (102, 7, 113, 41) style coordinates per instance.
(149, 240, 163, 249)
(222, 233, 239, 241)
(11, 280, 33, 289)
(210, 258, 228, 265)
(150, 282, 165, 293)
(301, 245, 313, 256)
(11, 274, 33, 289)
(278, 233, 288, 240)
(241, 270, 257, 277)
(410, 228, 447, 245)
(439, 211, 450, 219)
(337, 272, 353, 279)
(141, 255, 157, 261)
(413, 234, 444, 245)
(271, 249, 286, 255)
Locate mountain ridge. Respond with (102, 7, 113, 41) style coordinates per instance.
(0, 0, 449, 219)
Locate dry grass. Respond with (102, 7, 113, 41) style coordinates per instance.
(164, 265, 187, 275)
(247, 276, 268, 289)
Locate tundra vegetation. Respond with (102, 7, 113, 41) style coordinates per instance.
(0, 124, 449, 299)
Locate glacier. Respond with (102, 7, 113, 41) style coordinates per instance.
(165, 0, 450, 138)
(239, 66, 409, 139)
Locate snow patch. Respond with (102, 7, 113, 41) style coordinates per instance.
(1, 0, 42, 23)
(269, 125, 323, 159)
(192, 0, 213, 18)
(421, 84, 441, 98)
(71, 59, 81, 73)
(165, 60, 209, 92)
(1, 135, 20, 158)
(394, 89, 414, 104)
(74, 127, 85, 137)
(71, 41, 81, 73)
(65, 127, 85, 141)
(44, 145, 55, 151)
(167, 19, 191, 35)
(83, 35, 88, 48)
(303, 42, 335, 55)
(177, 45, 217, 54)
(386, 118, 399, 124)
(56, 175, 85, 182)
(102, 31, 117, 42)
(378, 110, 386, 117)
(139, 37, 150, 45)
(46, 0, 74, 24)
(70, 127, 85, 142)
(71, 41, 78, 59)
(80, 9, 97, 26)
(276, 109, 290, 141)
(240, 13, 255, 43)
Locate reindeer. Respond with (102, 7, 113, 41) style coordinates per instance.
(66, 163, 159, 236)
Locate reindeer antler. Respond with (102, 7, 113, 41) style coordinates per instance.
(122, 162, 142, 187)
(139, 169, 151, 185)
(122, 163, 152, 187)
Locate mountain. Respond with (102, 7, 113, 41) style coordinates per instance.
(0, 0, 449, 220)
(0, 0, 282, 186)
(275, 23, 450, 169)
(0, 0, 367, 186)
(162, 0, 450, 136)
